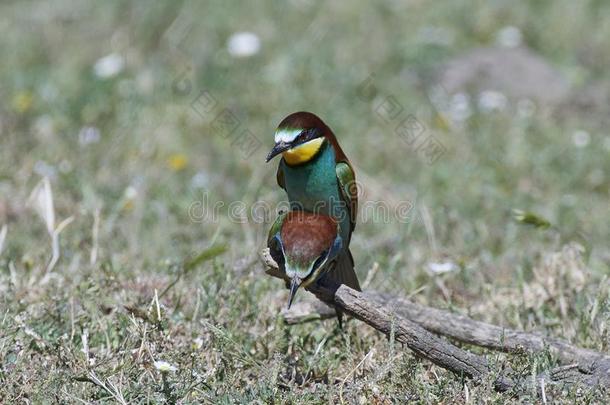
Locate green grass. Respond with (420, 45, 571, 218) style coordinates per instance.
(1, 0, 609, 402)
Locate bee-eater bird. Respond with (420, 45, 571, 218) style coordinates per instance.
(268, 211, 344, 308)
(266, 111, 361, 306)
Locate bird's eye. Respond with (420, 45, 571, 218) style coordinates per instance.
(296, 128, 318, 143)
(296, 131, 309, 142)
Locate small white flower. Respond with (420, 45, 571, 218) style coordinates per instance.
(193, 337, 204, 350)
(190, 171, 209, 188)
(78, 126, 101, 146)
(124, 186, 138, 200)
(93, 53, 125, 78)
(449, 93, 472, 123)
(154, 360, 178, 372)
(478, 90, 507, 113)
(572, 130, 590, 148)
(227, 32, 261, 58)
(496, 26, 522, 48)
(426, 261, 457, 274)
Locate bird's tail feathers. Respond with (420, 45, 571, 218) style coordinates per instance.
(325, 249, 361, 291)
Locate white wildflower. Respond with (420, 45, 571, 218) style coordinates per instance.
(426, 261, 458, 275)
(93, 53, 125, 78)
(124, 186, 138, 200)
(190, 171, 209, 188)
(227, 32, 260, 58)
(193, 337, 204, 350)
(78, 126, 101, 146)
(449, 93, 472, 123)
(154, 360, 178, 373)
(478, 90, 507, 113)
(572, 130, 590, 148)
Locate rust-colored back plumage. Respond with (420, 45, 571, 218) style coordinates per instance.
(280, 211, 337, 267)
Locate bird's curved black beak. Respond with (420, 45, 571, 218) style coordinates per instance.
(287, 277, 300, 309)
(266, 141, 292, 162)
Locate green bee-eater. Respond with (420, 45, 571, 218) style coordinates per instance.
(266, 111, 361, 307)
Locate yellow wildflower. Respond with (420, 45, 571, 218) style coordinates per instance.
(12, 91, 34, 113)
(167, 153, 188, 171)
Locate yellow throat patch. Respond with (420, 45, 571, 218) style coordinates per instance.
(283, 138, 324, 165)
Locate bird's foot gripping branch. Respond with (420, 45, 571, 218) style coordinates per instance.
(260, 248, 610, 397)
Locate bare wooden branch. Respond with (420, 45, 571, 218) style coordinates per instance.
(261, 248, 610, 392)
(369, 293, 610, 376)
(336, 286, 516, 389)
(285, 290, 610, 373)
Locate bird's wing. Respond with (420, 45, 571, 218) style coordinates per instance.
(267, 211, 288, 269)
(328, 249, 361, 291)
(335, 161, 358, 232)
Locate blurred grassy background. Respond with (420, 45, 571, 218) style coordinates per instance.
(1, 0, 608, 402)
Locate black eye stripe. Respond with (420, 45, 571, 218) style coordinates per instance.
(297, 128, 319, 142)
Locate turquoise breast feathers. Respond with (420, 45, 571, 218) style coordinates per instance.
(279, 142, 351, 243)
